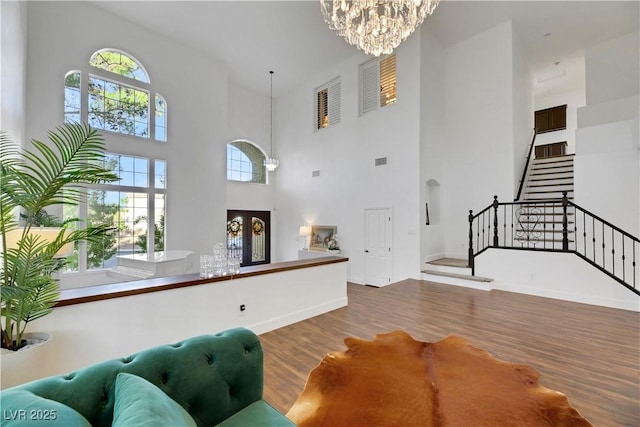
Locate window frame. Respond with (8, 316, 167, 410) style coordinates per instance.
(226, 140, 267, 184)
(65, 49, 167, 142)
(359, 54, 397, 116)
(64, 153, 167, 273)
(314, 77, 341, 132)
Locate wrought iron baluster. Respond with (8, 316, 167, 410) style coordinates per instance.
(482, 213, 487, 248)
(611, 228, 615, 276)
(602, 222, 606, 270)
(468, 210, 474, 275)
(562, 192, 569, 251)
(493, 196, 499, 247)
(503, 204, 507, 246)
(510, 204, 514, 247)
(583, 210, 586, 256)
(634, 242, 637, 289)
(592, 217, 596, 263)
(622, 236, 625, 282)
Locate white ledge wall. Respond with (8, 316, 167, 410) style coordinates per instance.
(1, 262, 348, 389)
(475, 249, 639, 312)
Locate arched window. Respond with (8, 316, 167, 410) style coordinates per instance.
(62, 49, 168, 275)
(64, 49, 166, 141)
(227, 141, 267, 184)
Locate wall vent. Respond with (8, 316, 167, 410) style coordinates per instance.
(375, 157, 388, 166)
(312, 170, 321, 177)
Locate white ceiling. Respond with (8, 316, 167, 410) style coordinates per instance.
(91, 1, 639, 98)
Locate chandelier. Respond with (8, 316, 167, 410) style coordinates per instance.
(320, 0, 440, 57)
(264, 70, 279, 172)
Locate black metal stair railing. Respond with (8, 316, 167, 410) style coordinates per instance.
(468, 193, 640, 295)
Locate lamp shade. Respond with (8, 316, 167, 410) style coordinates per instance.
(4, 227, 74, 258)
(299, 225, 312, 237)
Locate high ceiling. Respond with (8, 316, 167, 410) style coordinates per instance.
(91, 1, 639, 98)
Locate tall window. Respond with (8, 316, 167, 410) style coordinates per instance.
(359, 54, 397, 116)
(64, 49, 167, 142)
(227, 141, 267, 184)
(63, 49, 168, 272)
(64, 154, 166, 271)
(314, 77, 341, 131)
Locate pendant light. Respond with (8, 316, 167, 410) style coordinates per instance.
(264, 70, 279, 172)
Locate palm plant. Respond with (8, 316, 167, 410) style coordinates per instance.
(1, 123, 118, 350)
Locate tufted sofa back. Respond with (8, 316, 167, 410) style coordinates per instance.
(3, 328, 264, 427)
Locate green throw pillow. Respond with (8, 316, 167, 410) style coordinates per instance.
(112, 372, 197, 427)
(0, 389, 92, 427)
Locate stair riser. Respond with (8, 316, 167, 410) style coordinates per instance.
(527, 178, 574, 186)
(530, 168, 573, 174)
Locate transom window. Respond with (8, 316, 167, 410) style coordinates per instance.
(227, 141, 267, 184)
(64, 49, 167, 142)
(314, 77, 341, 131)
(359, 54, 397, 116)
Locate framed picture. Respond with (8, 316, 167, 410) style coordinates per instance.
(310, 226, 337, 251)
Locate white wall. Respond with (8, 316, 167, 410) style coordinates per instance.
(511, 28, 534, 199)
(575, 114, 639, 235)
(476, 249, 639, 312)
(420, 27, 447, 263)
(535, 88, 585, 155)
(0, 0, 27, 145)
(1, 260, 348, 388)
(273, 35, 422, 285)
(24, 2, 236, 268)
(585, 32, 639, 105)
(443, 21, 517, 258)
(575, 31, 640, 236)
(225, 81, 278, 255)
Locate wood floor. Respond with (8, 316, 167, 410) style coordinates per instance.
(260, 280, 640, 427)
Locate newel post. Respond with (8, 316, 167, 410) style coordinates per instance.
(468, 210, 475, 275)
(492, 195, 499, 247)
(562, 191, 569, 251)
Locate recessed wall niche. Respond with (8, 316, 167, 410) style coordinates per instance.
(426, 179, 441, 226)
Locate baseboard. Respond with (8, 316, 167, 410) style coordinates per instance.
(250, 297, 348, 334)
(491, 281, 640, 312)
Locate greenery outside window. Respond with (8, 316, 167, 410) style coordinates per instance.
(64, 154, 166, 271)
(65, 49, 167, 142)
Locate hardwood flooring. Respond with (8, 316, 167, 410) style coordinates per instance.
(260, 280, 640, 427)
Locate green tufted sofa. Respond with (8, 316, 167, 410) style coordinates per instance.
(0, 328, 296, 426)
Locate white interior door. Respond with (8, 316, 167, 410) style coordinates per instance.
(364, 208, 392, 286)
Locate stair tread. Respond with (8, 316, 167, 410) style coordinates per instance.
(422, 269, 493, 283)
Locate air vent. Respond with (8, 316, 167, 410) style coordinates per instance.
(312, 170, 321, 177)
(375, 157, 388, 166)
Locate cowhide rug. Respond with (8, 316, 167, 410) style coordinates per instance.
(286, 331, 592, 427)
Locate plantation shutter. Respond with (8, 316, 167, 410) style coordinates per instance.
(314, 77, 341, 131)
(327, 78, 341, 126)
(360, 59, 379, 115)
(360, 54, 397, 115)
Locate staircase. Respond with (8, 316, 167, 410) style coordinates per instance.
(422, 258, 493, 291)
(523, 154, 574, 200)
(516, 154, 575, 249)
